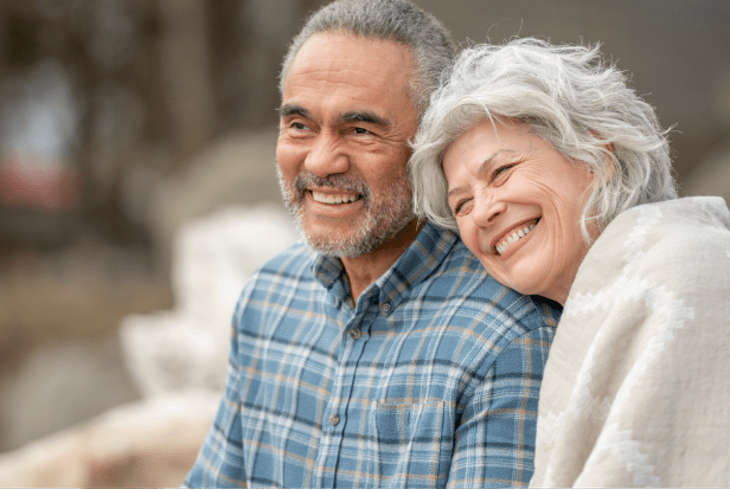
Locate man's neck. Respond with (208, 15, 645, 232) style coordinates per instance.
(341, 218, 424, 302)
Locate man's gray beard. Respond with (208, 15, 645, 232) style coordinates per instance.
(277, 167, 415, 258)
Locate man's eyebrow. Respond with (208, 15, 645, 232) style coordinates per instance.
(278, 103, 310, 119)
(339, 111, 391, 128)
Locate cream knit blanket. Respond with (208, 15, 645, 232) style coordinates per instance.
(530, 197, 730, 488)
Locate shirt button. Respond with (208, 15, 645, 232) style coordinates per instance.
(381, 302, 391, 314)
(349, 328, 362, 340)
(329, 414, 340, 426)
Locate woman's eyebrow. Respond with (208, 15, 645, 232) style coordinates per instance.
(477, 148, 515, 175)
(447, 148, 516, 198)
(447, 185, 466, 198)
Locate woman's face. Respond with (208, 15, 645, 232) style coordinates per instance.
(442, 119, 596, 305)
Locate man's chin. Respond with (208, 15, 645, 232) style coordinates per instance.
(286, 192, 415, 258)
(301, 217, 415, 258)
(301, 231, 375, 258)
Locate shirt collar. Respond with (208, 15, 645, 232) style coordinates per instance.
(312, 222, 458, 312)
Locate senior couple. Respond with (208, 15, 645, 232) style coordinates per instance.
(184, 0, 730, 487)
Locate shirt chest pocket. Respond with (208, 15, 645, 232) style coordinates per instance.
(365, 400, 454, 487)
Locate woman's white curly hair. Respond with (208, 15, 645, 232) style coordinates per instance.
(410, 37, 677, 242)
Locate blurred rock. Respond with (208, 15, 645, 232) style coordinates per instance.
(0, 242, 173, 346)
(149, 127, 284, 274)
(0, 390, 220, 488)
(0, 204, 300, 487)
(0, 336, 140, 452)
(120, 204, 299, 396)
(0, 241, 173, 453)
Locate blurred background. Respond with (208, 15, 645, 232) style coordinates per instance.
(0, 0, 728, 487)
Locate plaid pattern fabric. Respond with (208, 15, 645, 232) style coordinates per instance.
(184, 223, 560, 488)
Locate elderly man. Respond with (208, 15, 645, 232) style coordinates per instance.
(184, 1, 560, 487)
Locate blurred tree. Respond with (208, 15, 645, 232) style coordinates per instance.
(157, 0, 216, 160)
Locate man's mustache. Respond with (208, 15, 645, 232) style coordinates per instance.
(293, 171, 371, 200)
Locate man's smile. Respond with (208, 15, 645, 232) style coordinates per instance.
(310, 190, 362, 205)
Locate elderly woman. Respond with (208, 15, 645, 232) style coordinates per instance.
(410, 38, 730, 487)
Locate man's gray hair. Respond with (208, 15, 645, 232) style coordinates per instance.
(279, 0, 455, 119)
(410, 37, 678, 243)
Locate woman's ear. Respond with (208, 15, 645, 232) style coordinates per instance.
(601, 143, 616, 183)
(589, 131, 615, 183)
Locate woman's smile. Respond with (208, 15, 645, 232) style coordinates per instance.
(493, 218, 539, 256)
(442, 119, 596, 304)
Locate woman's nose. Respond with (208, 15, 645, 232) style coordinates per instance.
(472, 194, 505, 227)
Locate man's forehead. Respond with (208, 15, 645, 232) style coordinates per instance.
(279, 32, 418, 131)
(283, 32, 415, 92)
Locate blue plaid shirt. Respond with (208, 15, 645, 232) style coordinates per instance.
(184, 223, 560, 488)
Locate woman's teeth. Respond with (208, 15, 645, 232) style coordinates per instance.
(312, 191, 359, 204)
(496, 223, 536, 255)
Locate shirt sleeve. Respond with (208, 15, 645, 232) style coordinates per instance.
(447, 325, 554, 488)
(183, 327, 247, 488)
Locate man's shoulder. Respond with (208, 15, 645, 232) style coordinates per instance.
(241, 241, 319, 293)
(429, 235, 518, 298)
(252, 240, 317, 276)
(438, 235, 493, 273)
(419, 235, 561, 333)
(233, 241, 321, 320)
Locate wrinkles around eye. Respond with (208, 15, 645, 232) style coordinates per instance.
(492, 163, 516, 183)
(452, 198, 473, 216)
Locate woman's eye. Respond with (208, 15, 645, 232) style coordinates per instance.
(492, 163, 516, 182)
(452, 198, 472, 216)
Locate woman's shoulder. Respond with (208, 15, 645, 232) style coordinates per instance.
(565, 196, 730, 316)
(540, 197, 730, 489)
(595, 196, 730, 271)
(605, 196, 730, 241)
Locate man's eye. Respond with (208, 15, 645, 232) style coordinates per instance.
(352, 127, 371, 135)
(290, 121, 308, 130)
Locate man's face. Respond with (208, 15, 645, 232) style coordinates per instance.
(276, 32, 419, 257)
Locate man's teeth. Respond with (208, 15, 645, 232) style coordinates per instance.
(311, 191, 359, 204)
(496, 223, 536, 255)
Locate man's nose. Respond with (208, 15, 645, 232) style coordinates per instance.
(303, 131, 349, 177)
